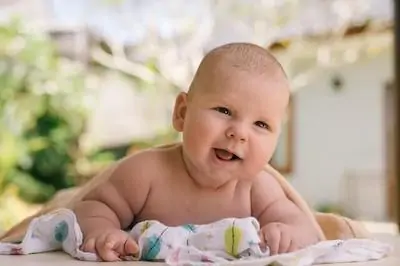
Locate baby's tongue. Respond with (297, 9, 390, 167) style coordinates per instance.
(215, 149, 233, 161)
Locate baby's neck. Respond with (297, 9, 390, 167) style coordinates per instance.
(174, 144, 238, 191)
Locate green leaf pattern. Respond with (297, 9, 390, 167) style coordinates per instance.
(132, 217, 262, 261)
(141, 235, 162, 261)
(54, 220, 68, 243)
(224, 223, 243, 257)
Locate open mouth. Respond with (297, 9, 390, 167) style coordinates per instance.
(214, 148, 241, 161)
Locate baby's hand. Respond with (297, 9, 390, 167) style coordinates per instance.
(80, 228, 139, 261)
(259, 222, 300, 255)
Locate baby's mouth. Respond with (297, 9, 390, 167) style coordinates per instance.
(214, 148, 241, 161)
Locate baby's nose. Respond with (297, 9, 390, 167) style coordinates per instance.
(225, 125, 247, 142)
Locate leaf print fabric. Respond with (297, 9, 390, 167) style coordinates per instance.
(54, 221, 69, 243)
(132, 217, 266, 262)
(0, 208, 393, 266)
(224, 223, 243, 257)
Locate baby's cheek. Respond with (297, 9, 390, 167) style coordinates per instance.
(189, 111, 212, 130)
(247, 140, 276, 172)
(196, 116, 223, 139)
(253, 138, 275, 157)
(183, 121, 213, 153)
(264, 136, 280, 156)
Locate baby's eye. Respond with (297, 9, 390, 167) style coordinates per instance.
(255, 121, 270, 130)
(214, 107, 231, 116)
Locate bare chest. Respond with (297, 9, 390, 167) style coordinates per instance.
(136, 180, 252, 226)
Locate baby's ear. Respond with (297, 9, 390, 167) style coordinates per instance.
(172, 92, 188, 132)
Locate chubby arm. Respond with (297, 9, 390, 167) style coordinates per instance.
(251, 171, 319, 249)
(73, 153, 152, 236)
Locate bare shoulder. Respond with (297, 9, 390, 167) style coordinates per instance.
(250, 168, 286, 218)
(114, 146, 168, 181)
(109, 144, 177, 192)
(84, 144, 177, 214)
(251, 168, 286, 198)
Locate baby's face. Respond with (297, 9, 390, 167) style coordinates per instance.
(179, 69, 289, 188)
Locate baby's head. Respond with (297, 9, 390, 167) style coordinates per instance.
(172, 42, 290, 188)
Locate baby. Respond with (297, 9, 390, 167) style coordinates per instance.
(72, 42, 320, 261)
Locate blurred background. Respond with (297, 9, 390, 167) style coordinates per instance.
(0, 0, 396, 233)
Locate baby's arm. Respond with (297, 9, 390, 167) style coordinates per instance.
(251, 171, 319, 254)
(72, 153, 152, 261)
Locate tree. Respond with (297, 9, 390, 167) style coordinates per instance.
(0, 19, 88, 203)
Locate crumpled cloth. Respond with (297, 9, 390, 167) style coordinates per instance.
(0, 208, 393, 266)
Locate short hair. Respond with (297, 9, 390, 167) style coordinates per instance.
(187, 42, 287, 98)
(202, 42, 286, 75)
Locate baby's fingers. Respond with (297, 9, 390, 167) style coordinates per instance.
(96, 234, 122, 261)
(262, 227, 281, 255)
(277, 231, 292, 254)
(123, 237, 139, 256)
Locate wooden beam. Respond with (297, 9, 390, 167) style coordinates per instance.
(394, 0, 400, 231)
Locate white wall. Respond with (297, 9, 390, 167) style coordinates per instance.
(288, 49, 393, 220)
(86, 72, 175, 148)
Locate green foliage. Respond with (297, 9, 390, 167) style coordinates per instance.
(0, 18, 180, 207)
(0, 19, 89, 203)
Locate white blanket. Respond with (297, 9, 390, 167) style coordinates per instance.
(0, 208, 393, 266)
